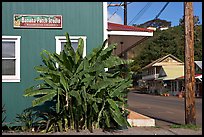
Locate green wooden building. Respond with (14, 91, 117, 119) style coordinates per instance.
(2, 2, 107, 125)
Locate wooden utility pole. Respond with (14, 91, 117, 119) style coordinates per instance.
(184, 2, 196, 125)
(122, 2, 127, 59)
(124, 2, 127, 25)
(108, 2, 128, 58)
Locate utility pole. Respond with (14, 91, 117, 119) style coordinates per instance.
(124, 2, 127, 25)
(108, 2, 128, 58)
(122, 2, 127, 59)
(184, 2, 196, 125)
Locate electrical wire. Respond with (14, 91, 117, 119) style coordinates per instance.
(148, 2, 170, 27)
(154, 2, 170, 19)
(127, 2, 133, 5)
(128, 2, 152, 25)
(108, 2, 123, 20)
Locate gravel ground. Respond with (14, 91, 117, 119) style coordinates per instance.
(2, 126, 202, 135)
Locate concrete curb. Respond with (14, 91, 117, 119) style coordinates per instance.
(127, 109, 155, 127)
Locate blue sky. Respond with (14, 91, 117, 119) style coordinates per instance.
(108, 2, 202, 27)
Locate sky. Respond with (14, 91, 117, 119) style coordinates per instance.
(108, 2, 202, 27)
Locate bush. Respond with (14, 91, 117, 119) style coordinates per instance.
(23, 33, 133, 133)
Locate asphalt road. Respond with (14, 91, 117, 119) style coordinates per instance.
(127, 90, 202, 128)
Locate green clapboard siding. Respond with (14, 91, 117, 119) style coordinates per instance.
(2, 2, 104, 124)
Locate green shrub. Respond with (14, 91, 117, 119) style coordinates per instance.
(23, 32, 133, 133)
(15, 109, 37, 132)
(2, 104, 6, 125)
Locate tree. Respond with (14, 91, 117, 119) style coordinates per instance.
(130, 24, 202, 73)
(23, 32, 132, 133)
(179, 15, 200, 26)
(133, 18, 171, 28)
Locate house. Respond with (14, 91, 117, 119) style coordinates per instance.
(159, 27, 169, 31)
(195, 61, 202, 97)
(141, 54, 184, 95)
(2, 2, 109, 125)
(107, 22, 153, 58)
(147, 26, 169, 31)
(2, 2, 153, 125)
(195, 61, 202, 75)
(176, 61, 202, 97)
(147, 27, 157, 31)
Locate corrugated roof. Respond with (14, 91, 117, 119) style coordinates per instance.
(195, 61, 202, 69)
(108, 22, 153, 32)
(158, 65, 184, 80)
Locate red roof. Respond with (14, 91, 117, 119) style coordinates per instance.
(108, 22, 154, 32)
(176, 74, 202, 79)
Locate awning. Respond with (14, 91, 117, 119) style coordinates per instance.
(158, 65, 184, 80)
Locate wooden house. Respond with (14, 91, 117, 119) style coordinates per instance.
(142, 54, 184, 95)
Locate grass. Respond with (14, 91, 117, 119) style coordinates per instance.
(153, 125, 161, 128)
(170, 124, 201, 131)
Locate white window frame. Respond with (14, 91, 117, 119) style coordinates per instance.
(55, 36, 87, 57)
(2, 36, 21, 82)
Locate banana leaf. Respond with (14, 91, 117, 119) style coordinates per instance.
(34, 66, 59, 75)
(59, 72, 68, 92)
(75, 38, 84, 64)
(103, 111, 110, 128)
(32, 91, 56, 107)
(109, 108, 125, 127)
(43, 77, 60, 90)
(107, 99, 120, 113)
(24, 89, 56, 97)
(69, 90, 82, 106)
(64, 32, 75, 61)
(61, 50, 73, 71)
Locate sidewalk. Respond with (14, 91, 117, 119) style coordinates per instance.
(2, 103, 202, 135)
(127, 109, 155, 127)
(2, 127, 202, 135)
(2, 111, 202, 135)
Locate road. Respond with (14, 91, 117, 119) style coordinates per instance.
(127, 91, 202, 128)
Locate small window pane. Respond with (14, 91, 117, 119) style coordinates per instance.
(2, 59, 15, 75)
(71, 42, 78, 51)
(61, 42, 78, 52)
(2, 42, 15, 58)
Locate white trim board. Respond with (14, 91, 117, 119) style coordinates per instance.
(55, 36, 87, 58)
(2, 36, 21, 82)
(107, 31, 153, 36)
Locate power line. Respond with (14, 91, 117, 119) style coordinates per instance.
(154, 2, 170, 19)
(108, 2, 123, 20)
(146, 2, 170, 27)
(128, 2, 152, 25)
(127, 2, 133, 5)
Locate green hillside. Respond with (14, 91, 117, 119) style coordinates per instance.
(128, 25, 202, 73)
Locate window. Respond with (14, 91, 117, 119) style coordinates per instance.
(2, 36, 21, 82)
(55, 36, 86, 57)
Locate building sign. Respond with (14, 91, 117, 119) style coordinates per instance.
(13, 14, 62, 28)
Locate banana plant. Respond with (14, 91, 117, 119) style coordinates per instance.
(23, 32, 133, 132)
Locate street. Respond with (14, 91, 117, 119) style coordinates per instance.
(127, 90, 202, 128)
